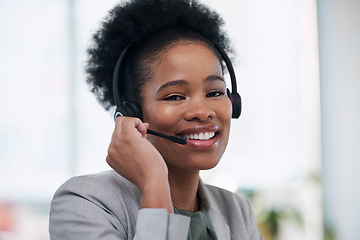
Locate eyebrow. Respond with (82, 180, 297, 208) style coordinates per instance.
(156, 79, 188, 94)
(206, 75, 225, 83)
(156, 75, 225, 94)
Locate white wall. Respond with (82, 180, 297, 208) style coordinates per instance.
(0, 0, 324, 239)
(317, 0, 360, 239)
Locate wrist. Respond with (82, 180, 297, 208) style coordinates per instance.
(139, 178, 173, 213)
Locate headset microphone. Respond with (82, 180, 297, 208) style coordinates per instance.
(146, 129, 187, 145)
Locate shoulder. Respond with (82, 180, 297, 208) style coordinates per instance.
(50, 171, 141, 239)
(50, 171, 140, 237)
(58, 170, 136, 192)
(58, 169, 127, 186)
(51, 170, 140, 216)
(57, 170, 135, 194)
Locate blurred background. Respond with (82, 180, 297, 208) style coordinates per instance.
(0, 0, 359, 239)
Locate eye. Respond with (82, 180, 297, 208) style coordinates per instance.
(206, 90, 225, 98)
(163, 94, 186, 101)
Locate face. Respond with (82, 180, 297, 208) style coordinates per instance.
(141, 40, 232, 172)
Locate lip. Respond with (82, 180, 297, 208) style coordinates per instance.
(178, 125, 219, 150)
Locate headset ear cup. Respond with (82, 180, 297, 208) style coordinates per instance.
(231, 92, 242, 119)
(226, 88, 241, 118)
(123, 101, 143, 120)
(114, 105, 127, 120)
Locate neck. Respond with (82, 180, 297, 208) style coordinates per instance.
(168, 167, 200, 211)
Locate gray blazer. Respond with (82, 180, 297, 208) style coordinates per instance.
(49, 170, 263, 240)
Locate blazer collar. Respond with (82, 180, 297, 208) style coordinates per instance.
(198, 179, 231, 240)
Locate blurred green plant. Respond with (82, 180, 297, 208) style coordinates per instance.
(237, 172, 338, 240)
(236, 188, 302, 240)
(324, 222, 337, 240)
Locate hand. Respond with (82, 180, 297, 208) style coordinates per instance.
(106, 117, 173, 212)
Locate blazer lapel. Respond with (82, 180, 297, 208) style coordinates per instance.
(198, 179, 231, 240)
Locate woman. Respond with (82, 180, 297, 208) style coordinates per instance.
(49, 0, 263, 239)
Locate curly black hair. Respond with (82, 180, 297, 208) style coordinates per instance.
(86, 0, 232, 110)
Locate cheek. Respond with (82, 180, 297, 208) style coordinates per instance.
(219, 99, 233, 123)
(144, 104, 181, 130)
(217, 100, 232, 151)
(218, 100, 232, 148)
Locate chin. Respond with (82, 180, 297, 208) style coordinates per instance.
(188, 156, 221, 170)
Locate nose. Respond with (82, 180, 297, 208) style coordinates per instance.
(184, 95, 215, 121)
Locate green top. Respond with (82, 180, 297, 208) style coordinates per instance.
(174, 206, 218, 240)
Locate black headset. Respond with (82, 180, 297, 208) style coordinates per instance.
(112, 37, 242, 121)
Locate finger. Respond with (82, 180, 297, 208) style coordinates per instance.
(114, 116, 126, 135)
(136, 122, 149, 136)
(120, 117, 144, 138)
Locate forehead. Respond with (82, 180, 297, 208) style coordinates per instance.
(151, 41, 222, 81)
(157, 40, 221, 67)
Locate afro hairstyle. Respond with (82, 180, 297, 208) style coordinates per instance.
(86, 0, 232, 111)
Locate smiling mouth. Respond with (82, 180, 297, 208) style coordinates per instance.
(182, 132, 216, 141)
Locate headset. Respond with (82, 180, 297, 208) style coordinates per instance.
(112, 35, 241, 144)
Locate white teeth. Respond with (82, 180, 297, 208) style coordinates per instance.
(199, 133, 204, 140)
(204, 132, 210, 139)
(183, 132, 216, 141)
